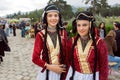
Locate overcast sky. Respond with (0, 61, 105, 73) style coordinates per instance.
(0, 0, 120, 17)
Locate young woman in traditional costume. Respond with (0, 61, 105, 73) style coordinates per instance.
(66, 11, 108, 80)
(32, 4, 67, 80)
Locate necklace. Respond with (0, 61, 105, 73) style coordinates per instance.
(47, 26, 56, 32)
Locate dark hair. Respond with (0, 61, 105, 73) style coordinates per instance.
(70, 11, 98, 80)
(98, 22, 105, 29)
(42, 4, 64, 80)
(98, 22, 106, 37)
(114, 21, 120, 29)
(42, 4, 63, 28)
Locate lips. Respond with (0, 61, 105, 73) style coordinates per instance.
(50, 21, 57, 24)
(79, 31, 85, 33)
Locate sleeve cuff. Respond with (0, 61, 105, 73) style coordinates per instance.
(41, 63, 47, 73)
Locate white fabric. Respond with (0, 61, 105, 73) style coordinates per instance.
(66, 66, 99, 80)
(37, 67, 60, 80)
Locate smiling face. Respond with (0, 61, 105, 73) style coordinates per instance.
(47, 12, 59, 28)
(76, 20, 90, 38)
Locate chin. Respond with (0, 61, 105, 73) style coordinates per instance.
(51, 24, 57, 26)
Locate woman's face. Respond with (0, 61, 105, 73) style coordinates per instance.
(100, 23, 104, 28)
(76, 20, 90, 37)
(47, 12, 59, 28)
(113, 22, 118, 30)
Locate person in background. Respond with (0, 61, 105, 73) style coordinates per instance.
(113, 21, 120, 57)
(104, 30, 120, 70)
(0, 24, 8, 64)
(9, 23, 13, 34)
(20, 20, 26, 37)
(5, 22, 9, 37)
(66, 11, 108, 80)
(98, 22, 106, 39)
(32, 4, 67, 80)
(25, 22, 31, 38)
(12, 22, 16, 36)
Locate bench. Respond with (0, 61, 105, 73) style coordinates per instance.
(108, 62, 118, 74)
(109, 62, 118, 66)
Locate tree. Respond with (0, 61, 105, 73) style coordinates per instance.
(76, 7, 86, 14)
(83, 0, 110, 16)
(48, 0, 74, 20)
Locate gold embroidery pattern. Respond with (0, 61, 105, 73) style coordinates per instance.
(77, 38, 93, 73)
(47, 34, 60, 65)
(39, 30, 60, 64)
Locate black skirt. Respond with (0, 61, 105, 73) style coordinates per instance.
(0, 41, 5, 56)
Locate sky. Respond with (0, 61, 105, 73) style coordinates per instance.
(0, 0, 120, 17)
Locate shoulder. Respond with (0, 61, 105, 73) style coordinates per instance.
(36, 29, 45, 40)
(95, 37, 104, 45)
(95, 37, 107, 50)
(38, 29, 45, 36)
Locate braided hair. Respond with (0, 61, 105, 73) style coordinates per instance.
(42, 4, 64, 80)
(70, 11, 98, 80)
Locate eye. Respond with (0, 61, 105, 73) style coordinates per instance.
(47, 14, 52, 17)
(77, 24, 81, 27)
(54, 14, 59, 17)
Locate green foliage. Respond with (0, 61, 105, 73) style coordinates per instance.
(95, 15, 120, 34)
(67, 21, 73, 37)
(53, 1, 74, 20)
(66, 20, 78, 38)
(83, 0, 110, 16)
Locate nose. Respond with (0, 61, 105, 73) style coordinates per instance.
(80, 26, 83, 30)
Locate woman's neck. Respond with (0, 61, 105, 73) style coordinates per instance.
(80, 35, 90, 40)
(47, 26, 57, 32)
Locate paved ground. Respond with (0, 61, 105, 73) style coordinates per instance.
(0, 29, 120, 80)
(0, 29, 38, 80)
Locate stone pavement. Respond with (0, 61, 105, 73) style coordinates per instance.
(0, 29, 38, 80)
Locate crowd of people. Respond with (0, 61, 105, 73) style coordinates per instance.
(0, 4, 120, 80)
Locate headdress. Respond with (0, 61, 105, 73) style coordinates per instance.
(42, 4, 59, 21)
(72, 11, 95, 34)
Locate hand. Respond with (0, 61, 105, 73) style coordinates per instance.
(46, 64, 66, 74)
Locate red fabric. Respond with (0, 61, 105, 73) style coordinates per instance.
(97, 39, 108, 80)
(67, 37, 108, 80)
(32, 29, 68, 79)
(95, 27, 99, 37)
(32, 31, 45, 68)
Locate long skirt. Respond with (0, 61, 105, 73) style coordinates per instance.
(0, 41, 5, 56)
(65, 66, 99, 80)
(37, 67, 61, 80)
